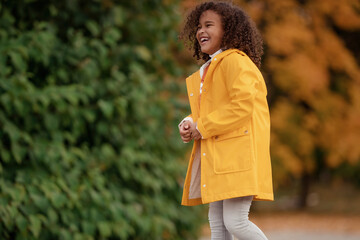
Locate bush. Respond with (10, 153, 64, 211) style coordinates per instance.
(0, 0, 204, 239)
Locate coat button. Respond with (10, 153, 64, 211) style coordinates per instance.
(215, 136, 218, 140)
(203, 184, 206, 187)
(244, 130, 248, 134)
(190, 93, 193, 96)
(214, 58, 217, 61)
(203, 153, 206, 156)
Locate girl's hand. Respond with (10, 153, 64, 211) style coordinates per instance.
(179, 120, 192, 143)
(190, 122, 202, 141)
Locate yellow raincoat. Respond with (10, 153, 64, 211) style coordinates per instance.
(181, 49, 273, 206)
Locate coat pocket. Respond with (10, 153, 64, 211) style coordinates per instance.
(213, 127, 252, 174)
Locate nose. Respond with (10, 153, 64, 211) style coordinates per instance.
(197, 27, 204, 34)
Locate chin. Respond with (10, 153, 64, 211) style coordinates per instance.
(201, 48, 211, 55)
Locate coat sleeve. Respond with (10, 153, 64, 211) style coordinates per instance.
(196, 54, 259, 139)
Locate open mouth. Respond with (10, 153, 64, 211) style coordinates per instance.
(200, 37, 209, 44)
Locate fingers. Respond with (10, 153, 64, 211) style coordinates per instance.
(179, 120, 200, 143)
(193, 134, 201, 141)
(191, 130, 201, 140)
(180, 128, 191, 137)
(181, 135, 192, 143)
(189, 124, 197, 134)
(179, 121, 191, 143)
(188, 122, 201, 140)
(181, 120, 190, 130)
(181, 129, 192, 142)
(180, 121, 191, 136)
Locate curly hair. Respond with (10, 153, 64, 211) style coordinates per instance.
(180, 1, 263, 68)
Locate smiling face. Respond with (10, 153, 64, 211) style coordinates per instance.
(196, 10, 224, 55)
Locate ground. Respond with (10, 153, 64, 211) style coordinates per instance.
(201, 212, 360, 240)
(200, 181, 360, 239)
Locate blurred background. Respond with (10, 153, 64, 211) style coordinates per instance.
(0, 0, 359, 239)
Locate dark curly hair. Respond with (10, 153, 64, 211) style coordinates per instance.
(180, 1, 263, 68)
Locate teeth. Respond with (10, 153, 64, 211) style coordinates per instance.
(200, 38, 208, 43)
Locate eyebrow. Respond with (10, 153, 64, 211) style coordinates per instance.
(199, 20, 215, 25)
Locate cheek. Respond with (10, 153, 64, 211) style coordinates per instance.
(214, 34, 222, 46)
(195, 31, 201, 41)
(196, 27, 202, 37)
(217, 31, 224, 45)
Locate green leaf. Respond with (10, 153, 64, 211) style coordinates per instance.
(29, 215, 42, 238)
(0, 148, 11, 163)
(31, 193, 50, 211)
(83, 109, 96, 123)
(103, 28, 122, 46)
(135, 46, 151, 62)
(16, 214, 28, 232)
(47, 208, 58, 223)
(44, 113, 59, 131)
(98, 100, 114, 119)
(81, 221, 96, 235)
(8, 51, 26, 72)
(100, 143, 116, 159)
(98, 221, 111, 238)
(86, 21, 100, 37)
(60, 229, 72, 240)
(112, 6, 126, 26)
(89, 190, 103, 205)
(11, 142, 23, 163)
(50, 192, 67, 209)
(9, 184, 25, 202)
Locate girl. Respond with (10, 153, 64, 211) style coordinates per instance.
(178, 1, 273, 239)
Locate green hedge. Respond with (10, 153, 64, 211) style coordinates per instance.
(0, 0, 204, 239)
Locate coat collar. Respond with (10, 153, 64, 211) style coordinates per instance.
(208, 48, 244, 66)
(200, 49, 223, 79)
(186, 49, 245, 82)
(204, 49, 244, 79)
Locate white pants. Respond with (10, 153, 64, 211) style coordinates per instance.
(208, 196, 268, 240)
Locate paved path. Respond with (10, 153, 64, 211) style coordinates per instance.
(266, 230, 360, 240)
(200, 212, 360, 240)
(201, 231, 360, 240)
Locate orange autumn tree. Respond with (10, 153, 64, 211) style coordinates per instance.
(234, 0, 360, 207)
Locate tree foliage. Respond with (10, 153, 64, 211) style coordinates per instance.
(0, 0, 203, 239)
